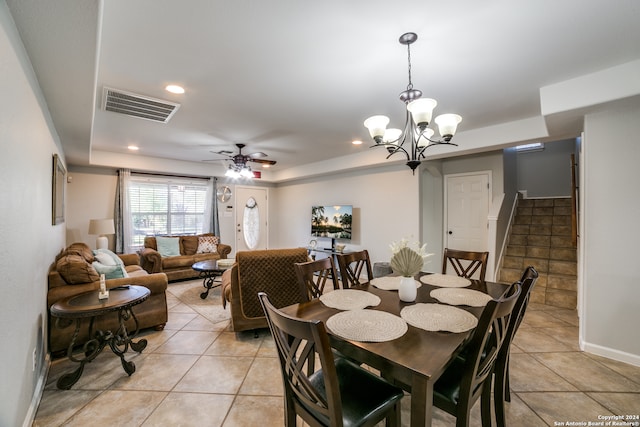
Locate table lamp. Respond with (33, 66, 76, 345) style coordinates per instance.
(89, 219, 115, 250)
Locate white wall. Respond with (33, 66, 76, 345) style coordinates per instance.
(517, 138, 576, 197)
(582, 100, 640, 364)
(271, 165, 422, 267)
(0, 4, 66, 425)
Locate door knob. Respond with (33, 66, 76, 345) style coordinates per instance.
(448, 231, 453, 235)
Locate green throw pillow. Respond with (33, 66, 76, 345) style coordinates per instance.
(93, 249, 128, 279)
(156, 236, 181, 257)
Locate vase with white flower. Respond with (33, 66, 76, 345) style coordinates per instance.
(389, 239, 433, 302)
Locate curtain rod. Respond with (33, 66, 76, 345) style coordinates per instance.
(125, 170, 217, 181)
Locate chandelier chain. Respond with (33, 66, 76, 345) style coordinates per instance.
(406, 43, 413, 90)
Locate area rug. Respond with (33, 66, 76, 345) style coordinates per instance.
(166, 279, 231, 324)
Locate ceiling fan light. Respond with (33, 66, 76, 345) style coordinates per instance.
(240, 167, 253, 178)
(407, 98, 437, 128)
(225, 168, 240, 178)
(383, 128, 403, 143)
(434, 114, 462, 140)
(364, 115, 390, 142)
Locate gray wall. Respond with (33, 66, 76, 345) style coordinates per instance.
(517, 138, 576, 197)
(0, 4, 67, 425)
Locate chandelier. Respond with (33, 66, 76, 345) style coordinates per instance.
(364, 32, 462, 173)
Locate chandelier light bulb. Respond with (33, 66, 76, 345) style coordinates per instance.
(434, 114, 462, 141)
(407, 98, 437, 128)
(416, 128, 435, 147)
(364, 115, 390, 142)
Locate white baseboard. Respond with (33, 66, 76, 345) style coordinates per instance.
(582, 341, 640, 368)
(22, 352, 50, 427)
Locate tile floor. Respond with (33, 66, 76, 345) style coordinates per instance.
(33, 279, 640, 426)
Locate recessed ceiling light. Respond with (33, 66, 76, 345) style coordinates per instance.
(128, 145, 139, 151)
(262, 164, 271, 168)
(352, 140, 363, 145)
(165, 84, 185, 94)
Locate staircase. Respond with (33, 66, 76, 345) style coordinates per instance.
(499, 198, 577, 309)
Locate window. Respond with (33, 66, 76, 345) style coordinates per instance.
(128, 176, 212, 249)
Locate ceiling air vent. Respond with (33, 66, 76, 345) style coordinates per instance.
(102, 87, 180, 123)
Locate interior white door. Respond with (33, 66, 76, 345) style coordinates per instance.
(235, 186, 268, 252)
(445, 173, 490, 251)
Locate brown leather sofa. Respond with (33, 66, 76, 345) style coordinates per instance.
(139, 233, 231, 282)
(221, 248, 310, 332)
(47, 242, 169, 355)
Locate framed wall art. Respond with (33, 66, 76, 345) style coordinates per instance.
(52, 153, 66, 225)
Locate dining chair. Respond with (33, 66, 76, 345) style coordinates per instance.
(432, 280, 522, 427)
(294, 257, 340, 302)
(493, 266, 539, 427)
(336, 250, 374, 288)
(257, 292, 404, 427)
(442, 248, 489, 282)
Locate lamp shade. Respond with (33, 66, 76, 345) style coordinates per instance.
(89, 219, 115, 236)
(407, 98, 437, 127)
(364, 115, 390, 140)
(434, 114, 462, 139)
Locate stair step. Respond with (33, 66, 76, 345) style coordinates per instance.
(547, 274, 577, 291)
(549, 260, 577, 275)
(550, 248, 577, 262)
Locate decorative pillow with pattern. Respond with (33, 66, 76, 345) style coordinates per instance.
(196, 235, 219, 254)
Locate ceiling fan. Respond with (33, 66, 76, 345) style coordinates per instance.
(205, 143, 277, 178)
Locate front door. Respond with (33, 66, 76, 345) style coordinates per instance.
(445, 172, 490, 251)
(235, 186, 268, 252)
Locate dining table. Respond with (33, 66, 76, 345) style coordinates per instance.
(280, 272, 509, 427)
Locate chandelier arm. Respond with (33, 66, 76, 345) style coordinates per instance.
(416, 141, 459, 159)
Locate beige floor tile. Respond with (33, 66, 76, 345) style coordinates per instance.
(111, 353, 199, 391)
(256, 335, 278, 357)
(512, 328, 574, 353)
(509, 353, 579, 392)
(168, 301, 197, 314)
(32, 389, 102, 427)
(518, 392, 614, 426)
(239, 357, 283, 396)
(538, 326, 581, 351)
(136, 328, 178, 353)
(62, 390, 167, 427)
(533, 352, 640, 392)
(153, 330, 220, 355)
(587, 392, 640, 415)
(182, 314, 227, 331)
(163, 312, 198, 330)
(174, 355, 253, 394)
(142, 392, 235, 427)
(205, 331, 263, 357)
(585, 353, 640, 385)
(222, 395, 284, 427)
(520, 310, 574, 328)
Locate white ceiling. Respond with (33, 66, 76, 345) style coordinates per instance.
(7, 0, 640, 179)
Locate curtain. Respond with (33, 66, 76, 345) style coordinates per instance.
(212, 177, 220, 236)
(114, 169, 132, 253)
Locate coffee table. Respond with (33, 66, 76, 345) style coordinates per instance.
(50, 285, 150, 389)
(192, 260, 230, 299)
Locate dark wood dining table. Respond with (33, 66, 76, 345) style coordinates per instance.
(280, 272, 509, 427)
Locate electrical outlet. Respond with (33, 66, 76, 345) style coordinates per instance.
(32, 348, 37, 371)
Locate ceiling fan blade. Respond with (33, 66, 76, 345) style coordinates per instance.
(248, 151, 268, 158)
(212, 150, 233, 155)
(249, 158, 277, 165)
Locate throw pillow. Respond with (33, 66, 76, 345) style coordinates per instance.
(93, 249, 128, 278)
(181, 235, 199, 255)
(64, 242, 95, 263)
(196, 235, 219, 254)
(156, 236, 181, 257)
(57, 254, 100, 284)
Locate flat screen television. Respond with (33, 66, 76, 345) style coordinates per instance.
(311, 205, 352, 240)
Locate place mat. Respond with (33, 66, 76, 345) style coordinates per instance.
(370, 276, 422, 291)
(400, 303, 478, 333)
(430, 288, 492, 307)
(319, 289, 381, 310)
(326, 309, 408, 342)
(419, 273, 471, 288)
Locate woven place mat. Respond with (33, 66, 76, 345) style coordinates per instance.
(400, 303, 478, 333)
(319, 289, 381, 310)
(326, 309, 408, 342)
(419, 273, 471, 288)
(430, 288, 492, 307)
(370, 276, 422, 291)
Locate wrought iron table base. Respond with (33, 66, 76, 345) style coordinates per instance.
(199, 270, 223, 299)
(56, 306, 147, 390)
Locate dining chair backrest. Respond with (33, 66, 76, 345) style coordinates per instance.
(494, 266, 539, 427)
(442, 248, 489, 282)
(433, 280, 521, 427)
(258, 292, 403, 427)
(336, 250, 373, 289)
(294, 257, 340, 302)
